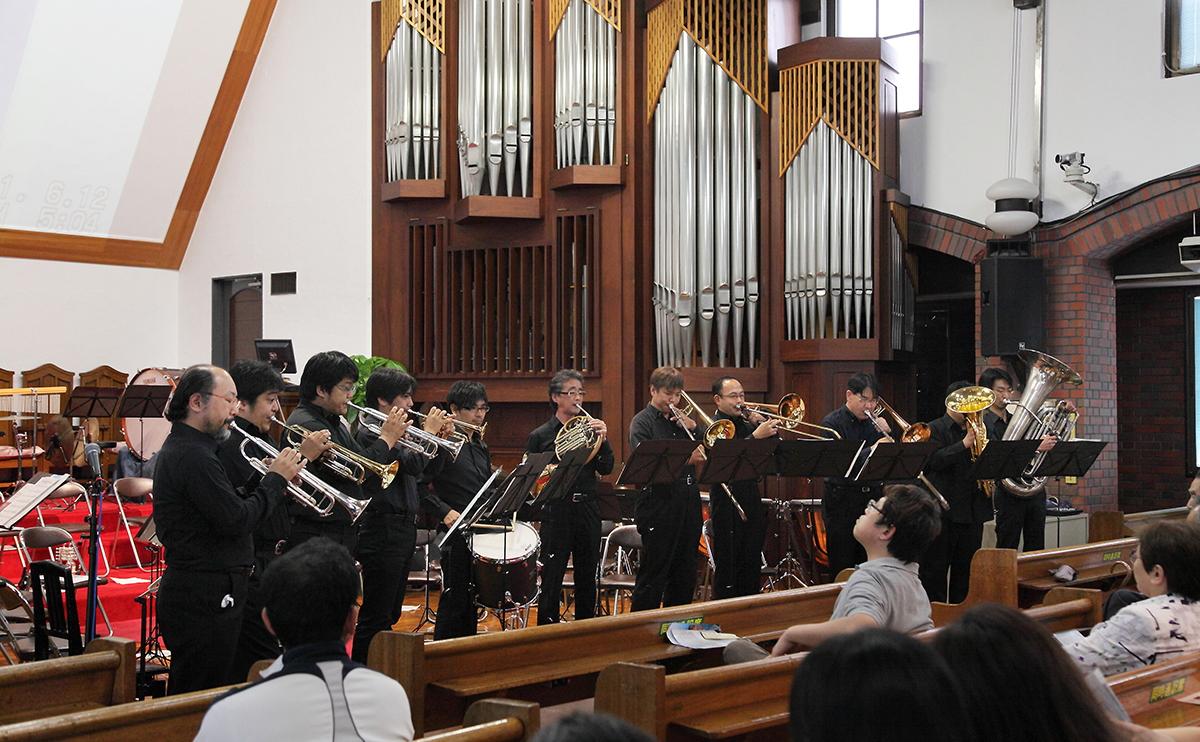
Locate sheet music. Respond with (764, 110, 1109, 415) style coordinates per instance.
(0, 473, 69, 528)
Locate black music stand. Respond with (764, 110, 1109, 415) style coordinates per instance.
(699, 438, 778, 486)
(616, 440, 699, 488)
(529, 447, 592, 507)
(486, 452, 555, 520)
(853, 441, 939, 483)
(773, 439, 866, 480)
(63, 387, 123, 420)
(116, 385, 172, 420)
(964, 439, 1043, 483)
(439, 469, 504, 549)
(1030, 440, 1109, 479)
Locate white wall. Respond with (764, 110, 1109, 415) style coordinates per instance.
(0, 257, 178, 381)
(177, 0, 375, 369)
(902, 0, 1200, 224)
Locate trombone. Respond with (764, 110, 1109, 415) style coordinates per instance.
(272, 416, 399, 489)
(668, 391, 746, 521)
(865, 397, 931, 443)
(348, 402, 462, 460)
(739, 394, 842, 440)
(229, 422, 368, 523)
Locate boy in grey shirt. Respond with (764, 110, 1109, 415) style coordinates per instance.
(725, 484, 942, 662)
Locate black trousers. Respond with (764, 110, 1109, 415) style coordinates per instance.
(919, 519, 983, 604)
(352, 511, 418, 662)
(537, 497, 601, 625)
(229, 548, 283, 683)
(631, 485, 702, 612)
(433, 529, 478, 640)
(711, 486, 765, 599)
(158, 567, 248, 694)
(994, 487, 1046, 552)
(822, 485, 878, 580)
(288, 517, 359, 554)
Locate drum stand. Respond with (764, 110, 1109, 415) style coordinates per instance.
(765, 499, 823, 590)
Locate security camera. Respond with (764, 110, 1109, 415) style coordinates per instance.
(1054, 152, 1085, 168)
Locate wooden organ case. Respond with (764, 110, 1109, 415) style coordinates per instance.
(371, 2, 914, 476)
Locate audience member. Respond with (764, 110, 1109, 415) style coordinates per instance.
(529, 712, 657, 742)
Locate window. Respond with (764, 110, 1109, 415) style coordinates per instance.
(837, 0, 922, 115)
(1166, 0, 1200, 76)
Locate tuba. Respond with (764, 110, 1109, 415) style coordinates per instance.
(1000, 350, 1083, 498)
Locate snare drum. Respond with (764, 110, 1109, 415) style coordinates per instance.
(470, 521, 540, 610)
(122, 368, 183, 461)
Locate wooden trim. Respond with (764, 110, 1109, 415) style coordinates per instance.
(0, 0, 278, 270)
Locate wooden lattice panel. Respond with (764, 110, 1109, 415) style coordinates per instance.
(647, 0, 767, 120)
(779, 60, 879, 175)
(551, 0, 620, 38)
(408, 215, 598, 375)
(382, 0, 444, 59)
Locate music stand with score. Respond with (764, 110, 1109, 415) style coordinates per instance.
(615, 440, 699, 488)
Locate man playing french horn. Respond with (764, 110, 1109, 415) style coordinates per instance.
(525, 369, 613, 624)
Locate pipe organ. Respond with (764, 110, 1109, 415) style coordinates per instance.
(382, 0, 444, 181)
(648, 0, 768, 369)
(552, 0, 618, 167)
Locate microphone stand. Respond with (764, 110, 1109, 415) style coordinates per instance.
(84, 444, 104, 643)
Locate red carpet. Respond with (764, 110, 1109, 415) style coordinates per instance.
(1, 496, 159, 643)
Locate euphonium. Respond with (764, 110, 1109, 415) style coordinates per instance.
(230, 422, 368, 523)
(944, 386, 996, 460)
(1000, 349, 1083, 498)
(273, 416, 399, 489)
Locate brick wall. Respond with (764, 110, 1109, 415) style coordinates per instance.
(1116, 287, 1190, 512)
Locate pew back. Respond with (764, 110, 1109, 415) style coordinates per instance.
(0, 686, 225, 742)
(1015, 538, 1137, 605)
(1109, 651, 1200, 730)
(0, 637, 136, 725)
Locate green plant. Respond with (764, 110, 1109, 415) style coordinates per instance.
(347, 355, 406, 422)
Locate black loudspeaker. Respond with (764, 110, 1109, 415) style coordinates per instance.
(980, 256, 1044, 357)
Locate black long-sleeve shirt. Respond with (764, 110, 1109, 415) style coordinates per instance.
(420, 435, 492, 520)
(524, 415, 615, 498)
(216, 416, 292, 542)
(285, 402, 394, 527)
(820, 405, 885, 488)
(924, 413, 991, 525)
(354, 423, 441, 516)
(153, 422, 286, 571)
(714, 410, 767, 500)
(628, 403, 698, 496)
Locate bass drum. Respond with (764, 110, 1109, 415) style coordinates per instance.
(122, 368, 183, 461)
(471, 521, 540, 611)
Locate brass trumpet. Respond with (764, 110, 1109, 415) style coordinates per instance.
(866, 397, 931, 443)
(230, 422, 368, 523)
(272, 416, 399, 489)
(348, 402, 462, 460)
(739, 394, 842, 440)
(410, 409, 487, 441)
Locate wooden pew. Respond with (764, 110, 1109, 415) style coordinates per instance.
(0, 690, 536, 742)
(593, 590, 1102, 741)
(0, 637, 136, 725)
(370, 582, 845, 736)
(1110, 651, 1200, 730)
(929, 548, 1017, 625)
(1089, 507, 1190, 544)
(1015, 538, 1138, 607)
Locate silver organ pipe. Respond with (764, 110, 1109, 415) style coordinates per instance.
(653, 33, 760, 368)
(554, 0, 617, 168)
(384, 15, 442, 182)
(460, 0, 531, 197)
(782, 121, 874, 340)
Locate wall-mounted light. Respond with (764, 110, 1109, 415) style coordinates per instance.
(985, 177, 1040, 236)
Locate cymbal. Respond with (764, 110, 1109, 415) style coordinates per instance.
(0, 414, 34, 422)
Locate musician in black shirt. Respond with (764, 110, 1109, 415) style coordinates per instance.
(285, 351, 406, 553)
(710, 377, 778, 598)
(217, 360, 331, 683)
(351, 368, 448, 662)
(627, 367, 707, 611)
(819, 372, 893, 580)
(154, 365, 305, 694)
(525, 370, 614, 624)
(422, 380, 492, 639)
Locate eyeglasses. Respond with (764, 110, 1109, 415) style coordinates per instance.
(204, 392, 240, 406)
(867, 499, 885, 517)
(560, 389, 587, 397)
(721, 392, 746, 400)
(470, 404, 491, 412)
(336, 383, 357, 395)
(855, 394, 877, 405)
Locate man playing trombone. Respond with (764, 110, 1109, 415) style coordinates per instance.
(627, 367, 707, 611)
(286, 351, 408, 553)
(525, 369, 613, 625)
(819, 372, 893, 580)
(217, 360, 332, 684)
(350, 368, 449, 662)
(710, 376, 778, 598)
(155, 365, 308, 694)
